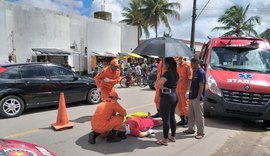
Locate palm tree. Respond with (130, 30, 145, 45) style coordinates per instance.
(212, 4, 261, 36)
(260, 29, 270, 42)
(163, 32, 172, 37)
(120, 0, 149, 44)
(141, 0, 180, 38)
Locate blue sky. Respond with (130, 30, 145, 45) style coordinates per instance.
(81, 0, 93, 16)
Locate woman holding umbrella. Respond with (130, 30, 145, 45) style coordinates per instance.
(131, 37, 194, 145)
(156, 57, 179, 146)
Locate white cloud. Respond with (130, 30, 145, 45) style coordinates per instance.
(8, 0, 270, 43)
(6, 0, 83, 14)
(91, 0, 270, 43)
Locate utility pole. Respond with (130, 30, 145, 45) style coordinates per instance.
(190, 0, 197, 53)
(11, 30, 16, 62)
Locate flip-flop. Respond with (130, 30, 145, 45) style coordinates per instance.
(195, 134, 204, 139)
(182, 130, 195, 134)
(168, 137, 176, 142)
(155, 140, 168, 146)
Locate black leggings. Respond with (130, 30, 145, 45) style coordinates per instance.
(160, 92, 178, 139)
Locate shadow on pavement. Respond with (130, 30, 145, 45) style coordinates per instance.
(205, 116, 267, 132)
(154, 131, 196, 140)
(71, 115, 93, 123)
(20, 101, 90, 116)
(140, 88, 154, 92)
(75, 133, 159, 155)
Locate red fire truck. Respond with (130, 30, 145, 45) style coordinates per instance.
(199, 36, 270, 125)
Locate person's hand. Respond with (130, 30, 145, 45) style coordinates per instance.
(97, 88, 101, 92)
(185, 92, 189, 98)
(104, 78, 111, 82)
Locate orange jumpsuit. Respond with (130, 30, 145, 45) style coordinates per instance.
(94, 67, 120, 100)
(176, 61, 193, 116)
(154, 61, 166, 109)
(91, 99, 126, 133)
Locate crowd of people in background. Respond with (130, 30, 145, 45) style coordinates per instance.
(93, 58, 160, 87)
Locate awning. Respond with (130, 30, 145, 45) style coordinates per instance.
(91, 51, 117, 57)
(147, 55, 159, 58)
(32, 48, 70, 56)
(119, 52, 143, 58)
(105, 52, 117, 57)
(128, 53, 143, 58)
(118, 52, 130, 56)
(91, 51, 104, 56)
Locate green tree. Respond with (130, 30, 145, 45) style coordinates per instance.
(212, 4, 261, 36)
(120, 0, 149, 44)
(141, 0, 180, 38)
(260, 29, 270, 42)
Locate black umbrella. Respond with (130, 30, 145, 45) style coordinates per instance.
(132, 37, 194, 58)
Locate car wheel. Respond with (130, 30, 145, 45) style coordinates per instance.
(0, 95, 25, 118)
(86, 88, 100, 104)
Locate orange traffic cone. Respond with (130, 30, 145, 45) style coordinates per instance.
(52, 92, 74, 131)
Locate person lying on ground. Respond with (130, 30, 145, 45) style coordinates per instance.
(120, 116, 162, 138)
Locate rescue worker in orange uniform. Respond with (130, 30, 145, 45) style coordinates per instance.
(175, 57, 193, 127)
(89, 91, 127, 144)
(94, 59, 121, 100)
(152, 60, 166, 118)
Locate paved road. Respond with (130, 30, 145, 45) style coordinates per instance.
(0, 85, 269, 156)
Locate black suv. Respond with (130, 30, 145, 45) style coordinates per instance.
(0, 63, 100, 118)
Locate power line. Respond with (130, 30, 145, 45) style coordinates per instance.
(196, 0, 211, 20)
(180, 16, 192, 23)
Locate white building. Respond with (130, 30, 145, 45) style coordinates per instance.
(0, 1, 138, 73)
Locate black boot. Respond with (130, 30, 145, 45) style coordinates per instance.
(182, 116, 188, 128)
(117, 131, 127, 140)
(88, 131, 100, 144)
(151, 109, 160, 118)
(177, 115, 185, 126)
(107, 129, 122, 143)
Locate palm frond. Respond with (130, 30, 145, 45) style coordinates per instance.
(215, 4, 261, 37)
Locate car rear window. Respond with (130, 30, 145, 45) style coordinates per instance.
(20, 65, 46, 79)
(0, 66, 20, 79)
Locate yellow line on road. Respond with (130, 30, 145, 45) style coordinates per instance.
(3, 103, 155, 139)
(4, 129, 41, 139)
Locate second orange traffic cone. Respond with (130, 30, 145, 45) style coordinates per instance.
(52, 92, 74, 131)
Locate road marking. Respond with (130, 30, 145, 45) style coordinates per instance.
(3, 102, 155, 139)
(4, 129, 41, 139)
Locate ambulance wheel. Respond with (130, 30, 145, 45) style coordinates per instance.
(263, 120, 270, 129)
